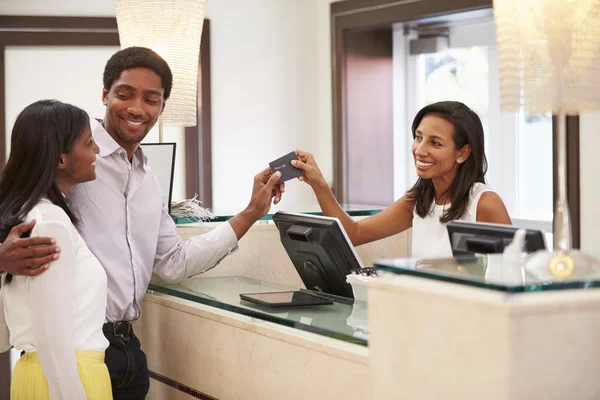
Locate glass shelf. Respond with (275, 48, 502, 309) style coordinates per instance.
(172, 204, 383, 224)
(148, 276, 369, 346)
(374, 253, 600, 293)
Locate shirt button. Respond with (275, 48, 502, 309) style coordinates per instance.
(227, 247, 233, 254)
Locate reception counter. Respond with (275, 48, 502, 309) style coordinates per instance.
(370, 255, 600, 400)
(137, 215, 600, 399)
(139, 277, 370, 399)
(138, 210, 402, 399)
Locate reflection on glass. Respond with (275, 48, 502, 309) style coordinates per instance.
(149, 276, 368, 346)
(173, 204, 384, 224)
(346, 300, 368, 340)
(376, 253, 600, 293)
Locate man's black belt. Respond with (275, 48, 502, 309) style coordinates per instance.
(103, 321, 133, 337)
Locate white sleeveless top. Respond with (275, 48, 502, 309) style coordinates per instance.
(411, 182, 494, 259)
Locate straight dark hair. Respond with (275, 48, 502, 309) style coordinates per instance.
(407, 101, 487, 223)
(0, 100, 89, 284)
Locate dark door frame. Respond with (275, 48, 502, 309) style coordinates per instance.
(0, 16, 212, 206)
(330, 0, 580, 247)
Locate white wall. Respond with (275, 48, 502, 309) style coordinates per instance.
(3, 46, 187, 202)
(4, 46, 117, 150)
(0, 0, 116, 16)
(1, 0, 335, 215)
(204, 0, 333, 214)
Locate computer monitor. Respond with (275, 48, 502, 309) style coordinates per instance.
(140, 142, 176, 215)
(272, 212, 365, 298)
(447, 221, 546, 256)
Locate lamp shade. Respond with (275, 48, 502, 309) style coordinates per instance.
(493, 0, 600, 115)
(115, 0, 206, 126)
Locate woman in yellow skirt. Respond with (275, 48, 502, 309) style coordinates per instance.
(0, 100, 112, 399)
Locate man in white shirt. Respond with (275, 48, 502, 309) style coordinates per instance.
(1, 47, 284, 399)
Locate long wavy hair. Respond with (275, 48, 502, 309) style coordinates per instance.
(0, 100, 89, 284)
(407, 101, 487, 223)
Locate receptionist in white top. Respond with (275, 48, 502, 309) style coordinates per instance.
(293, 101, 512, 258)
(0, 100, 112, 399)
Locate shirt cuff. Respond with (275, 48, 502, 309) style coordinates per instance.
(217, 221, 239, 255)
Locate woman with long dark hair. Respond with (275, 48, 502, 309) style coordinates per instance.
(0, 100, 112, 399)
(293, 101, 511, 258)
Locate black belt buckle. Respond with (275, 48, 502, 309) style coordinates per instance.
(112, 321, 132, 337)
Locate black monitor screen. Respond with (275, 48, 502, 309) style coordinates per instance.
(447, 221, 546, 256)
(272, 212, 364, 298)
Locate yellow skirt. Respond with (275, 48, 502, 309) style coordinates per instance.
(11, 350, 113, 400)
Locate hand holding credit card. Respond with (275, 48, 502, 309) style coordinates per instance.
(269, 151, 304, 184)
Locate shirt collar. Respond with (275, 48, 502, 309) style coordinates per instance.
(135, 145, 149, 172)
(92, 119, 121, 158)
(92, 119, 148, 171)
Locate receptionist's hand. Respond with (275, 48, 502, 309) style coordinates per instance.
(291, 150, 327, 189)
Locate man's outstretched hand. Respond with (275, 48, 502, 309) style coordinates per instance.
(229, 168, 283, 240)
(249, 167, 285, 217)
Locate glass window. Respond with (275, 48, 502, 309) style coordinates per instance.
(419, 46, 490, 138)
(518, 112, 553, 221)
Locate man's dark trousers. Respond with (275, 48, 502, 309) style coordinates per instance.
(103, 322, 150, 400)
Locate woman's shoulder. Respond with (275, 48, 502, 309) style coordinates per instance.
(470, 182, 494, 196)
(470, 184, 511, 224)
(27, 199, 72, 227)
(476, 191, 508, 217)
(461, 183, 497, 222)
(469, 183, 505, 206)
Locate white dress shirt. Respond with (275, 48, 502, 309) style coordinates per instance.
(411, 182, 495, 258)
(67, 120, 238, 322)
(0, 199, 109, 400)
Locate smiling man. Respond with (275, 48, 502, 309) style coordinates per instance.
(101, 55, 168, 158)
(65, 47, 282, 399)
(0, 47, 283, 399)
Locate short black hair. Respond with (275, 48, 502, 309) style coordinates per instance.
(103, 46, 173, 100)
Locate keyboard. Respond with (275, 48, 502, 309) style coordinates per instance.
(351, 267, 377, 277)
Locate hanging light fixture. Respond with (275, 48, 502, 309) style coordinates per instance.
(493, 0, 600, 276)
(115, 0, 207, 131)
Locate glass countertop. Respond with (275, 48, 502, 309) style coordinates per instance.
(173, 204, 383, 224)
(374, 253, 600, 293)
(148, 276, 368, 346)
